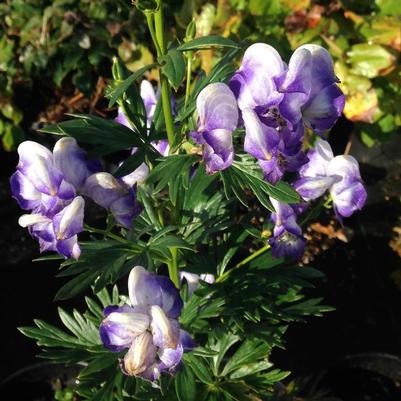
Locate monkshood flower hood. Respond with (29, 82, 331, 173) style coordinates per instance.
(192, 82, 238, 174)
(99, 266, 193, 382)
(269, 197, 306, 261)
(294, 139, 367, 220)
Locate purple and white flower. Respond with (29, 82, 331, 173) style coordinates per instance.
(18, 196, 85, 259)
(229, 42, 344, 184)
(192, 83, 239, 174)
(294, 139, 367, 220)
(10, 139, 96, 258)
(99, 266, 192, 382)
(269, 197, 306, 260)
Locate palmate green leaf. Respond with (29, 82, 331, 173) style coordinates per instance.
(184, 353, 214, 384)
(160, 49, 186, 89)
(55, 241, 141, 300)
(40, 113, 150, 156)
(175, 363, 197, 401)
(221, 155, 299, 210)
(107, 62, 157, 107)
(147, 154, 200, 194)
(176, 35, 241, 52)
(113, 148, 146, 178)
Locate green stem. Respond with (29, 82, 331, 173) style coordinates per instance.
(184, 51, 193, 108)
(154, 1, 176, 150)
(145, 12, 162, 57)
(216, 244, 271, 283)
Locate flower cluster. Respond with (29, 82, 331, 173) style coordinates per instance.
(11, 137, 142, 259)
(193, 43, 344, 183)
(100, 266, 192, 382)
(190, 42, 365, 261)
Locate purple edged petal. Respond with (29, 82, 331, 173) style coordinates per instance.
(297, 44, 338, 93)
(122, 331, 157, 378)
(83, 172, 127, 208)
(327, 155, 367, 218)
(158, 343, 183, 373)
(52, 196, 84, 240)
(229, 43, 284, 110)
(109, 191, 141, 229)
(196, 83, 238, 132)
(294, 176, 339, 201)
(269, 233, 306, 260)
(100, 305, 150, 352)
(275, 47, 312, 95)
(128, 266, 183, 319)
(299, 139, 334, 178)
(242, 108, 279, 161)
(53, 137, 101, 190)
(17, 141, 64, 196)
(10, 170, 42, 210)
(302, 84, 345, 133)
(179, 329, 195, 351)
(56, 235, 81, 260)
(202, 129, 234, 174)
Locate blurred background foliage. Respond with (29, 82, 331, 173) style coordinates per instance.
(0, 0, 400, 151)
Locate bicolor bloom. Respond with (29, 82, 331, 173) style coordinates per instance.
(99, 266, 192, 382)
(269, 197, 305, 260)
(83, 172, 141, 229)
(180, 271, 215, 297)
(10, 139, 94, 258)
(229, 43, 344, 183)
(294, 139, 367, 220)
(18, 196, 85, 259)
(192, 83, 239, 174)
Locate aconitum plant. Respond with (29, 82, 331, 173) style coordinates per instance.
(14, 1, 366, 400)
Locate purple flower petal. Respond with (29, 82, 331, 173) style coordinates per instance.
(242, 108, 279, 162)
(10, 170, 41, 210)
(56, 235, 81, 260)
(328, 155, 367, 218)
(302, 83, 345, 133)
(128, 266, 183, 319)
(299, 139, 334, 178)
(52, 196, 84, 240)
(275, 47, 312, 95)
(100, 305, 150, 352)
(17, 141, 63, 196)
(53, 137, 101, 190)
(294, 176, 339, 201)
(196, 83, 239, 133)
(158, 343, 183, 373)
(202, 129, 234, 174)
(110, 190, 141, 229)
(229, 43, 284, 110)
(83, 172, 127, 208)
(115, 108, 130, 128)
